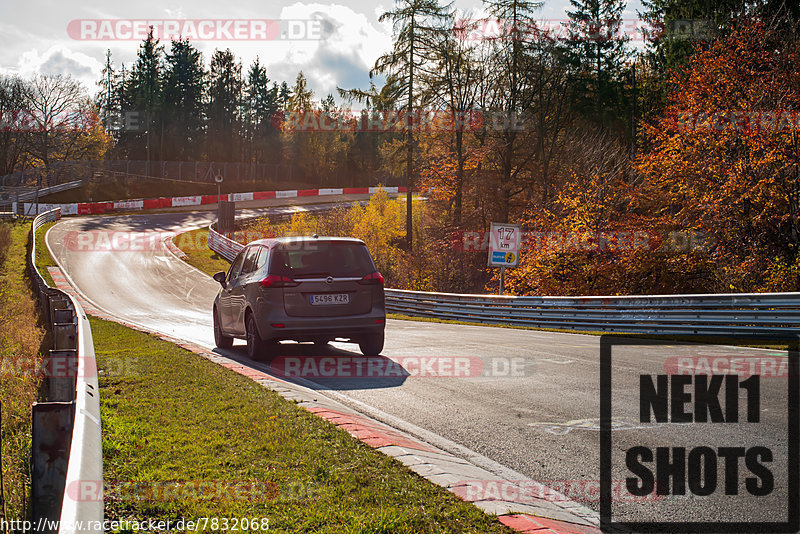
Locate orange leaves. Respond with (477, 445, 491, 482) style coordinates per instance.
(633, 20, 800, 292)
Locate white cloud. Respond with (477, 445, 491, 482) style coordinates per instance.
(263, 3, 393, 101)
(12, 46, 102, 88)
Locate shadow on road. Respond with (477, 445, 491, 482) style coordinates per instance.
(214, 341, 410, 390)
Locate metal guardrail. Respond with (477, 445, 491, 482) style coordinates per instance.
(384, 289, 800, 337)
(208, 222, 244, 261)
(29, 208, 102, 533)
(0, 180, 84, 210)
(206, 204, 800, 338)
(206, 199, 376, 262)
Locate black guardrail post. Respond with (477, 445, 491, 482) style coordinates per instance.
(31, 401, 75, 533)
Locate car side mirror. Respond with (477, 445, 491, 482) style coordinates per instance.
(213, 272, 227, 288)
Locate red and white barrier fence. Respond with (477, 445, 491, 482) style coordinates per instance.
(22, 186, 405, 216)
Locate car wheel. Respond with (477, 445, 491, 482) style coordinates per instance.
(213, 308, 233, 349)
(358, 331, 384, 357)
(246, 314, 271, 361)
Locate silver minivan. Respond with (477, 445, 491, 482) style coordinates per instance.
(212, 236, 386, 360)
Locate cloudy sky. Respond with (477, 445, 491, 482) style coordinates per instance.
(0, 0, 645, 102)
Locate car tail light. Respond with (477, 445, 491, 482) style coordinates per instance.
(358, 271, 384, 285)
(260, 275, 299, 288)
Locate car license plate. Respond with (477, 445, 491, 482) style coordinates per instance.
(310, 293, 350, 305)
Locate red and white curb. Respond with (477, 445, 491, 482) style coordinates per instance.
(47, 271, 601, 534)
(163, 235, 187, 260)
(24, 186, 407, 216)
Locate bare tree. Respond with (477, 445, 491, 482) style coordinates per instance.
(23, 74, 94, 167)
(422, 20, 483, 225)
(483, 0, 543, 222)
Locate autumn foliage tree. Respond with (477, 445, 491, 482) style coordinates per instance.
(502, 19, 800, 296)
(634, 20, 800, 292)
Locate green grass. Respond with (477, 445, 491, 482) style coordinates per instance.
(172, 228, 231, 277)
(33, 221, 57, 286)
(91, 316, 513, 533)
(0, 221, 46, 521)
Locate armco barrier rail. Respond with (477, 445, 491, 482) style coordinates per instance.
(29, 208, 102, 533)
(384, 289, 800, 337)
(206, 194, 382, 261)
(0, 180, 83, 210)
(208, 222, 244, 261)
(206, 201, 800, 337)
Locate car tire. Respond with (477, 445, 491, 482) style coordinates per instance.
(213, 308, 233, 349)
(246, 314, 272, 361)
(358, 331, 384, 357)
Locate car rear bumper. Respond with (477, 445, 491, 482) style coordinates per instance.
(254, 301, 385, 341)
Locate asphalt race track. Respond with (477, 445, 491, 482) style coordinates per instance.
(47, 206, 795, 526)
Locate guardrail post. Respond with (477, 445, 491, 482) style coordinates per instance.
(49, 350, 78, 402)
(32, 401, 75, 533)
(52, 318, 77, 351)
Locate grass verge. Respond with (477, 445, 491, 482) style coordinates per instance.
(172, 228, 230, 277)
(33, 221, 57, 287)
(92, 316, 513, 533)
(0, 221, 46, 522)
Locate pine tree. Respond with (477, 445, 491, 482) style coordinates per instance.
(207, 48, 243, 162)
(125, 28, 164, 164)
(287, 72, 313, 111)
(562, 0, 630, 126)
(277, 82, 291, 109)
(373, 0, 452, 249)
(482, 0, 543, 222)
(163, 38, 206, 160)
(244, 58, 279, 164)
(97, 50, 120, 133)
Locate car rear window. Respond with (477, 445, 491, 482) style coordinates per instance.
(269, 241, 375, 278)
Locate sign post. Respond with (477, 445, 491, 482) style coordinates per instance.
(488, 222, 521, 295)
(214, 173, 223, 204)
(215, 173, 223, 227)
